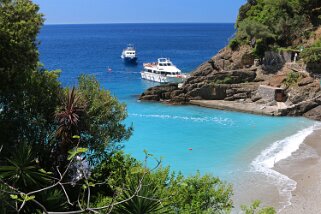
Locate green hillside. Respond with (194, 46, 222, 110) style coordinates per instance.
(230, 0, 321, 61)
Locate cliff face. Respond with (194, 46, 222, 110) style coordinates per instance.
(139, 45, 321, 121)
(140, 0, 321, 120)
(141, 46, 258, 103)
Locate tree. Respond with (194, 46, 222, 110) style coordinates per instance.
(0, 0, 63, 160)
(236, 19, 275, 53)
(76, 75, 133, 164)
(234, 0, 316, 50)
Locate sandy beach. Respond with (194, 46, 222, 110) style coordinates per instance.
(274, 128, 321, 213)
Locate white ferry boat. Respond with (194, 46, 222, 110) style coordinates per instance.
(141, 58, 187, 83)
(121, 44, 137, 64)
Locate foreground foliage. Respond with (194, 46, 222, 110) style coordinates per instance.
(92, 153, 233, 213)
(241, 200, 276, 214)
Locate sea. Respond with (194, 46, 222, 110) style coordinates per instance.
(38, 23, 318, 210)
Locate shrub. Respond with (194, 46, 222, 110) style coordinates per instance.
(215, 76, 234, 84)
(301, 47, 321, 64)
(283, 71, 301, 86)
(229, 38, 240, 51)
(241, 200, 276, 214)
(253, 39, 268, 59)
(92, 155, 233, 214)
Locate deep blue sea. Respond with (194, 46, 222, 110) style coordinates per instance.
(38, 24, 316, 208)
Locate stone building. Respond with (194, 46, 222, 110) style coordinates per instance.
(257, 85, 287, 102)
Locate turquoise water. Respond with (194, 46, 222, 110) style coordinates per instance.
(38, 24, 315, 183)
(124, 101, 313, 179)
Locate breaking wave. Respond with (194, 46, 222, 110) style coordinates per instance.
(129, 113, 234, 126)
(251, 124, 319, 211)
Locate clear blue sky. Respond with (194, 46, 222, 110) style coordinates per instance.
(33, 0, 246, 24)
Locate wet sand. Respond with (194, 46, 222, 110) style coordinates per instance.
(274, 128, 321, 213)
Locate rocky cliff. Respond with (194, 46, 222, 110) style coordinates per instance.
(140, 45, 321, 121)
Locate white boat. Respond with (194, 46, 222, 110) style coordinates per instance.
(141, 58, 187, 83)
(121, 44, 137, 64)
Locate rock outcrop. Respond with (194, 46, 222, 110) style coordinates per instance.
(139, 46, 321, 121)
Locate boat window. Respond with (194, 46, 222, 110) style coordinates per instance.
(167, 63, 171, 66)
(147, 69, 152, 73)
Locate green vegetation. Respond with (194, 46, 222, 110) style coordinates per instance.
(214, 76, 234, 84)
(229, 38, 240, 50)
(283, 71, 301, 87)
(0, 0, 277, 213)
(93, 156, 233, 214)
(230, 0, 321, 58)
(241, 200, 276, 214)
(301, 47, 321, 63)
(301, 38, 321, 63)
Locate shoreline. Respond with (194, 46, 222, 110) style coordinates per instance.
(273, 126, 321, 213)
(141, 98, 321, 212)
(189, 99, 282, 116)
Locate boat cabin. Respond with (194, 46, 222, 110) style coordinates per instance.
(158, 58, 173, 67)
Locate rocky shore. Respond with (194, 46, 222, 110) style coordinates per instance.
(139, 46, 321, 121)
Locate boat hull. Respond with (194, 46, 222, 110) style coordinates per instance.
(122, 56, 137, 64)
(141, 72, 185, 83)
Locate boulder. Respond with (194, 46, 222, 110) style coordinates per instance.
(251, 95, 262, 102)
(286, 101, 319, 116)
(139, 83, 178, 101)
(298, 77, 314, 86)
(304, 105, 321, 121)
(140, 95, 160, 101)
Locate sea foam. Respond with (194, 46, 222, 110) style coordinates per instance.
(129, 113, 234, 126)
(251, 124, 319, 211)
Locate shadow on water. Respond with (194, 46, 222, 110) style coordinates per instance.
(123, 61, 138, 67)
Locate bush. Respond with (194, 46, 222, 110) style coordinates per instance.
(168, 172, 233, 213)
(229, 38, 240, 51)
(215, 76, 234, 84)
(301, 47, 321, 64)
(92, 154, 233, 213)
(253, 39, 268, 58)
(241, 200, 276, 214)
(283, 71, 301, 86)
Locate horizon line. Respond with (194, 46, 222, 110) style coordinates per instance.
(44, 22, 235, 26)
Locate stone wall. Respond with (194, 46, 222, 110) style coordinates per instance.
(257, 85, 285, 102)
(280, 50, 292, 62)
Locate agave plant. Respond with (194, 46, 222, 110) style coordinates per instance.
(112, 176, 168, 214)
(35, 189, 68, 212)
(0, 144, 51, 190)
